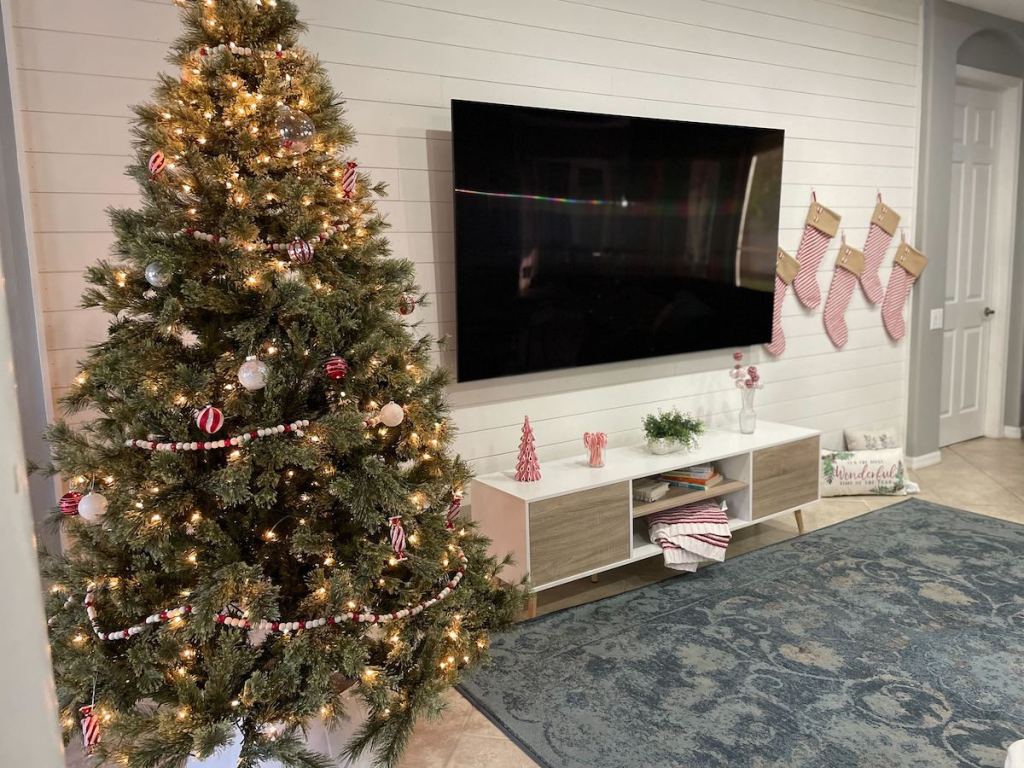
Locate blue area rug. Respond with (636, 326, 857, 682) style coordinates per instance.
(460, 500, 1024, 767)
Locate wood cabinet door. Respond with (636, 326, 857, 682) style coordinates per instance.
(528, 482, 630, 586)
(752, 436, 820, 518)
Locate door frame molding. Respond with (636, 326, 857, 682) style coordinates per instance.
(952, 65, 1022, 441)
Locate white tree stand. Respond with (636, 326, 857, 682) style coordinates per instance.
(185, 692, 374, 767)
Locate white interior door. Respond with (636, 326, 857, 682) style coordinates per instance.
(939, 84, 1001, 447)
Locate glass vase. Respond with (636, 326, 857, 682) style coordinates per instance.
(739, 388, 757, 434)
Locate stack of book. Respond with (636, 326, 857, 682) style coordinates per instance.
(658, 464, 722, 491)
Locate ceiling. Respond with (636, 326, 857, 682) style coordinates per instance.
(951, 0, 1024, 23)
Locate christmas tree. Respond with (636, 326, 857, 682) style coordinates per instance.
(514, 417, 541, 482)
(40, 2, 523, 766)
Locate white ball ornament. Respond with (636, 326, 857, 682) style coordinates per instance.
(78, 492, 108, 524)
(379, 401, 405, 427)
(237, 356, 269, 391)
(145, 262, 171, 288)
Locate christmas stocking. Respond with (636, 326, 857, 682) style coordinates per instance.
(792, 195, 841, 309)
(822, 235, 865, 349)
(859, 196, 901, 304)
(882, 240, 928, 341)
(764, 247, 800, 357)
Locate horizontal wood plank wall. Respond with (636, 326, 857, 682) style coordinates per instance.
(9, 0, 921, 471)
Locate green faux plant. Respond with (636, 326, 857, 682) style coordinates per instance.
(642, 409, 705, 449)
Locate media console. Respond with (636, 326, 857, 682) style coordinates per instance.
(471, 422, 820, 615)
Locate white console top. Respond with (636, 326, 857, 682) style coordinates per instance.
(474, 421, 820, 503)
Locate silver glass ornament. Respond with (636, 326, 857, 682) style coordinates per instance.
(237, 355, 269, 391)
(145, 262, 171, 288)
(276, 107, 316, 156)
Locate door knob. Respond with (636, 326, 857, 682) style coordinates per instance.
(983, 307, 996, 317)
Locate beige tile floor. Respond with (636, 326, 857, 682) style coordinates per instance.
(398, 437, 1024, 768)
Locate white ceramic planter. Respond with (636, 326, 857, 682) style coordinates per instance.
(645, 437, 696, 455)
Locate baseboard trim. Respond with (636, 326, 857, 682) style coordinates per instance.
(906, 451, 942, 470)
(1004, 426, 1023, 439)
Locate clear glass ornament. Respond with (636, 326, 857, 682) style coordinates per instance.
(145, 262, 171, 288)
(276, 107, 316, 155)
(237, 356, 269, 391)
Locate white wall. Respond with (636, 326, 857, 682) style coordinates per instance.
(6, 0, 922, 475)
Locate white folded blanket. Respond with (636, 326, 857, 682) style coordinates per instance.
(647, 499, 732, 572)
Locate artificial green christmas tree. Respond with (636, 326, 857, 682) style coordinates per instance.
(40, 2, 523, 766)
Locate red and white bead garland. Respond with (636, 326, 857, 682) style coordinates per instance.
(82, 548, 468, 642)
(195, 42, 291, 61)
(124, 419, 309, 452)
(174, 221, 350, 253)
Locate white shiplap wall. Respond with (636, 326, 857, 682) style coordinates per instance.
(7, 0, 922, 475)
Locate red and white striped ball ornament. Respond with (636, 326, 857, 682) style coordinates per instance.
(148, 150, 167, 178)
(288, 238, 314, 265)
(80, 705, 101, 753)
(196, 405, 224, 434)
(60, 490, 82, 516)
(324, 355, 349, 380)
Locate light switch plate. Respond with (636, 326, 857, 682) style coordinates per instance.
(930, 308, 944, 330)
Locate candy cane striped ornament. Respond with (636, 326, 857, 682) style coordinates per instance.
(791, 195, 841, 310)
(288, 238, 314, 265)
(60, 490, 83, 516)
(389, 516, 408, 562)
(195, 405, 224, 434)
(341, 161, 357, 199)
(80, 705, 101, 753)
(398, 294, 416, 316)
(148, 150, 167, 178)
(445, 495, 461, 531)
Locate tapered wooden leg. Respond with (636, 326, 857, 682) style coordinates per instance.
(525, 594, 538, 620)
(794, 508, 805, 535)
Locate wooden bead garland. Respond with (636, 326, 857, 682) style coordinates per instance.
(124, 419, 310, 452)
(83, 549, 468, 642)
(174, 221, 350, 253)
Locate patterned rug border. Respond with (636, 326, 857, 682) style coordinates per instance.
(456, 498, 1019, 768)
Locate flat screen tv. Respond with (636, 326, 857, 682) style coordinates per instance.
(451, 100, 784, 383)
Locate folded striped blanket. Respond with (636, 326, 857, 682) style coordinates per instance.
(647, 499, 732, 572)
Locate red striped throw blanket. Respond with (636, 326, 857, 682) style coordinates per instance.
(647, 499, 732, 572)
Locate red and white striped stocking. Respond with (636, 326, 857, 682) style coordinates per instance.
(764, 248, 799, 357)
(859, 196, 901, 304)
(792, 195, 841, 310)
(881, 240, 928, 341)
(823, 236, 865, 349)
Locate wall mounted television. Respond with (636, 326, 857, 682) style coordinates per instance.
(451, 99, 784, 383)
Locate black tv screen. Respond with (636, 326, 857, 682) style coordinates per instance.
(451, 100, 784, 382)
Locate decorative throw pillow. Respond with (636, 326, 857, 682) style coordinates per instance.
(820, 448, 907, 496)
(844, 425, 900, 451)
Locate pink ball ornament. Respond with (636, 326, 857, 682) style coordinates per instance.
(733, 351, 744, 362)
(196, 405, 224, 434)
(397, 295, 416, 316)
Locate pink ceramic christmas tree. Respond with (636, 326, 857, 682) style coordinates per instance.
(515, 416, 542, 482)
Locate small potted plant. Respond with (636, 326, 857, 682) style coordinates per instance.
(642, 408, 705, 455)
